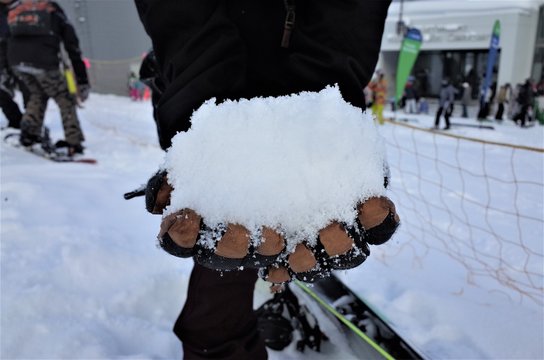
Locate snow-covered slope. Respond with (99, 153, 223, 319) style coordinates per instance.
(1, 93, 542, 359)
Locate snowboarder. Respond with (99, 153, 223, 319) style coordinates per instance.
(5, 0, 90, 155)
(134, 0, 396, 358)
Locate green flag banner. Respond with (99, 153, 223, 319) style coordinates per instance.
(396, 28, 423, 103)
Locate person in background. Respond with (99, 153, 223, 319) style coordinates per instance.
(134, 0, 392, 358)
(460, 82, 471, 118)
(0, 0, 23, 128)
(494, 83, 511, 121)
(477, 84, 493, 120)
(434, 79, 456, 130)
(369, 71, 388, 124)
(418, 97, 429, 114)
(5, 0, 90, 155)
(513, 79, 535, 127)
(128, 71, 140, 101)
(537, 77, 544, 96)
(403, 81, 417, 114)
(363, 85, 373, 109)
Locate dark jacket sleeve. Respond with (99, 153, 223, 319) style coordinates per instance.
(135, 0, 391, 150)
(52, 2, 89, 85)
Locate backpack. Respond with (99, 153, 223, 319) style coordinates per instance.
(7, 0, 55, 37)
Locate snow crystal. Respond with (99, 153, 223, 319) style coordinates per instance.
(165, 85, 386, 246)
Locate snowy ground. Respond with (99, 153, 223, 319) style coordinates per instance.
(1, 93, 543, 359)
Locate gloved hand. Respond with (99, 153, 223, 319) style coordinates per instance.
(78, 84, 91, 102)
(145, 170, 400, 285)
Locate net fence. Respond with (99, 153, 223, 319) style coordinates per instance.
(381, 119, 543, 305)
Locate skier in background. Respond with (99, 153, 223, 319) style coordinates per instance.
(134, 0, 392, 358)
(5, 0, 90, 155)
(369, 71, 388, 124)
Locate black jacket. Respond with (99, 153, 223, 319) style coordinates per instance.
(6, 0, 88, 85)
(135, 0, 391, 149)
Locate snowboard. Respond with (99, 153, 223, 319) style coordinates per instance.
(3, 128, 97, 164)
(294, 275, 423, 360)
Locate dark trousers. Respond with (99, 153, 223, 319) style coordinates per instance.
(477, 102, 490, 119)
(513, 105, 529, 127)
(14, 69, 84, 145)
(435, 105, 451, 129)
(173, 262, 267, 360)
(495, 103, 504, 120)
(461, 104, 468, 118)
(0, 89, 22, 128)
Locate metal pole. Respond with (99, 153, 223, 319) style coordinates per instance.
(397, 0, 404, 35)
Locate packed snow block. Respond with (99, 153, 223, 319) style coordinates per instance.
(161, 86, 400, 282)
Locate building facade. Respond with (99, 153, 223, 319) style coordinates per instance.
(55, 0, 150, 95)
(379, 0, 544, 98)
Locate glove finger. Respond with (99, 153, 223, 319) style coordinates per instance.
(357, 196, 400, 245)
(215, 224, 250, 259)
(162, 209, 202, 248)
(256, 227, 285, 256)
(146, 171, 173, 214)
(358, 196, 399, 229)
(262, 265, 291, 285)
(318, 221, 354, 256)
(288, 244, 318, 273)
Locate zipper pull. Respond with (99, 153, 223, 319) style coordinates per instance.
(281, 0, 295, 48)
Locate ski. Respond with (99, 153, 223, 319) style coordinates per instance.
(295, 275, 423, 360)
(3, 131, 97, 164)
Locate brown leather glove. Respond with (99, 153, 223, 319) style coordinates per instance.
(145, 171, 399, 284)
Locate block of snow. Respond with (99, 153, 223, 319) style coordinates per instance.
(164, 85, 387, 249)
